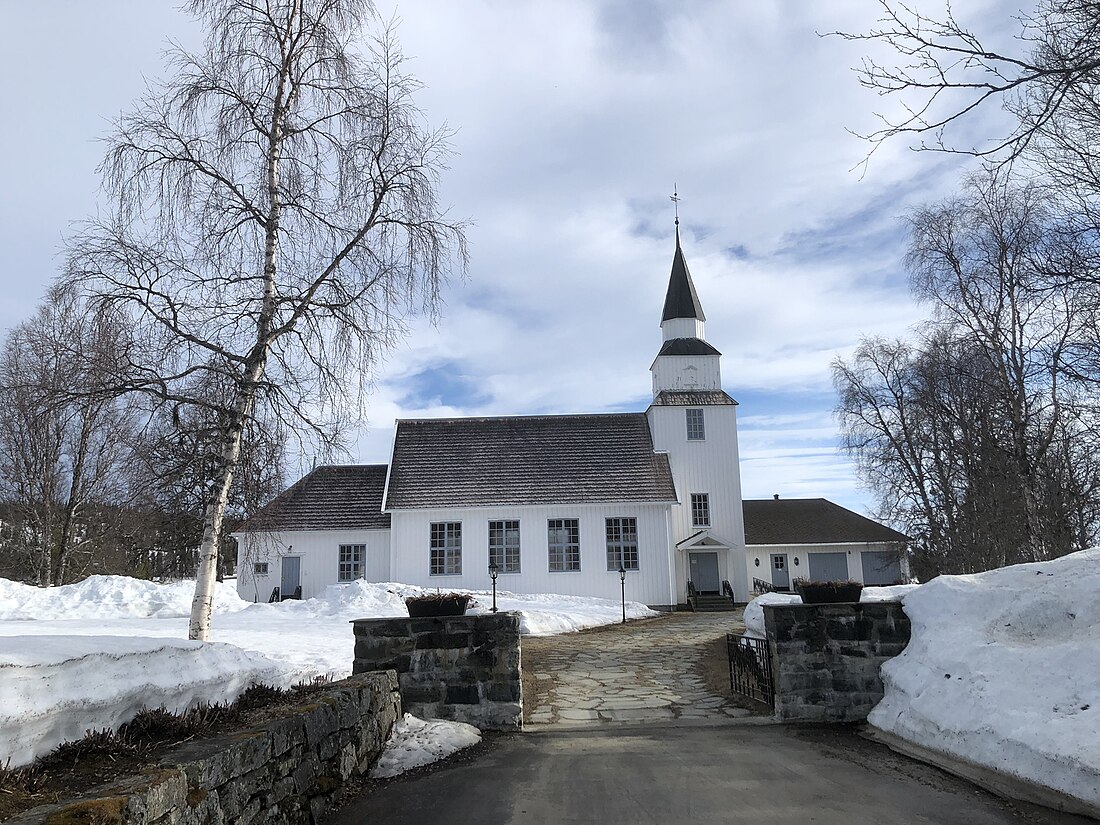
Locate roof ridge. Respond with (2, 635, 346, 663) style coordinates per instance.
(396, 412, 646, 424)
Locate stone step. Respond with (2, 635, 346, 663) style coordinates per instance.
(692, 596, 737, 612)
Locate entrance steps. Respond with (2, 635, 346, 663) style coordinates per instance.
(691, 593, 738, 612)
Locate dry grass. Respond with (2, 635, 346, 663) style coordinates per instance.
(0, 678, 333, 822)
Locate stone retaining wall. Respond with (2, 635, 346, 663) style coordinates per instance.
(10, 671, 401, 825)
(352, 612, 522, 730)
(763, 601, 911, 722)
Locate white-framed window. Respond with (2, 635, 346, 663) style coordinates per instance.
(686, 408, 705, 440)
(691, 493, 711, 528)
(253, 562, 269, 575)
(488, 520, 521, 573)
(338, 544, 365, 581)
(606, 517, 639, 571)
(548, 518, 580, 572)
(430, 522, 462, 575)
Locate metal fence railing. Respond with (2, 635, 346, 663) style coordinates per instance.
(752, 577, 777, 594)
(727, 632, 774, 707)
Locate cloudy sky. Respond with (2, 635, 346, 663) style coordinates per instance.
(0, 1, 1015, 515)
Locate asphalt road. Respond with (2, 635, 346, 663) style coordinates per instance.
(326, 722, 1089, 825)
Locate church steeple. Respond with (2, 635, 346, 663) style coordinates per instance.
(661, 226, 706, 323)
(651, 225, 723, 397)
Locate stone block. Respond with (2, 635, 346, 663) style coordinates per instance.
(400, 676, 446, 704)
(485, 681, 521, 703)
(415, 631, 471, 650)
(354, 653, 411, 674)
(445, 683, 481, 705)
(292, 753, 321, 794)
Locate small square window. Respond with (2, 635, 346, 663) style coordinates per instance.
(686, 408, 705, 440)
(253, 562, 269, 575)
(691, 493, 711, 528)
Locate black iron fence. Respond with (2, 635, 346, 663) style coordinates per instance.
(752, 577, 777, 594)
(727, 632, 774, 707)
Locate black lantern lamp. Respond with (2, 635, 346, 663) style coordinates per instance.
(488, 561, 499, 613)
(618, 563, 627, 624)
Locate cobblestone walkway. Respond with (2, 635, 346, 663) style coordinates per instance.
(522, 610, 756, 726)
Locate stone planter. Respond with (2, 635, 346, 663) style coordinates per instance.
(794, 580, 863, 604)
(405, 594, 470, 617)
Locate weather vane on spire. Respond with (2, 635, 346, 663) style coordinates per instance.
(670, 185, 681, 226)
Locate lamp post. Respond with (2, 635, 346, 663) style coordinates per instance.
(488, 561, 499, 613)
(618, 563, 626, 624)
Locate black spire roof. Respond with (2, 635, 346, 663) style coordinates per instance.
(661, 226, 706, 323)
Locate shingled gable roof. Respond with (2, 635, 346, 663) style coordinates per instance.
(385, 413, 678, 509)
(237, 464, 390, 532)
(651, 390, 737, 406)
(657, 338, 721, 357)
(661, 227, 706, 322)
(742, 498, 909, 545)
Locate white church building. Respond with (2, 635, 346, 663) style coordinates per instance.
(234, 229, 908, 608)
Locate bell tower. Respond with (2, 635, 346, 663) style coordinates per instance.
(650, 225, 723, 396)
(645, 221, 748, 602)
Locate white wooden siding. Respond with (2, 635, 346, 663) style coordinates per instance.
(389, 503, 675, 606)
(647, 403, 748, 601)
(650, 355, 722, 394)
(233, 528, 391, 603)
(661, 318, 705, 340)
(746, 542, 909, 587)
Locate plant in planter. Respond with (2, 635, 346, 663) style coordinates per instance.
(404, 592, 471, 617)
(793, 578, 864, 604)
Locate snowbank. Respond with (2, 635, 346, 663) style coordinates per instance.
(0, 635, 285, 768)
(742, 592, 802, 639)
(0, 575, 249, 621)
(868, 549, 1100, 810)
(243, 579, 657, 635)
(370, 713, 481, 778)
(0, 575, 659, 767)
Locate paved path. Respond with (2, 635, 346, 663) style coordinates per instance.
(329, 725, 1088, 825)
(522, 610, 755, 726)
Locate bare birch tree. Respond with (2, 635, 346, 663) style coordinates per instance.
(0, 289, 138, 585)
(832, 0, 1100, 163)
(63, 0, 467, 639)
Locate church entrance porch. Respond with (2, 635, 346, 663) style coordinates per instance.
(521, 611, 758, 726)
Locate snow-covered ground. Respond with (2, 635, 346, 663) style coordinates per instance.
(370, 714, 481, 779)
(869, 549, 1100, 811)
(0, 575, 656, 767)
(740, 553, 1099, 810)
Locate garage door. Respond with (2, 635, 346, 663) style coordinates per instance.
(807, 552, 848, 582)
(861, 551, 903, 585)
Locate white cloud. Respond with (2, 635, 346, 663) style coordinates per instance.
(0, 0, 1016, 515)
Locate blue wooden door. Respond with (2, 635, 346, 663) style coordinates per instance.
(770, 554, 789, 590)
(689, 552, 721, 593)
